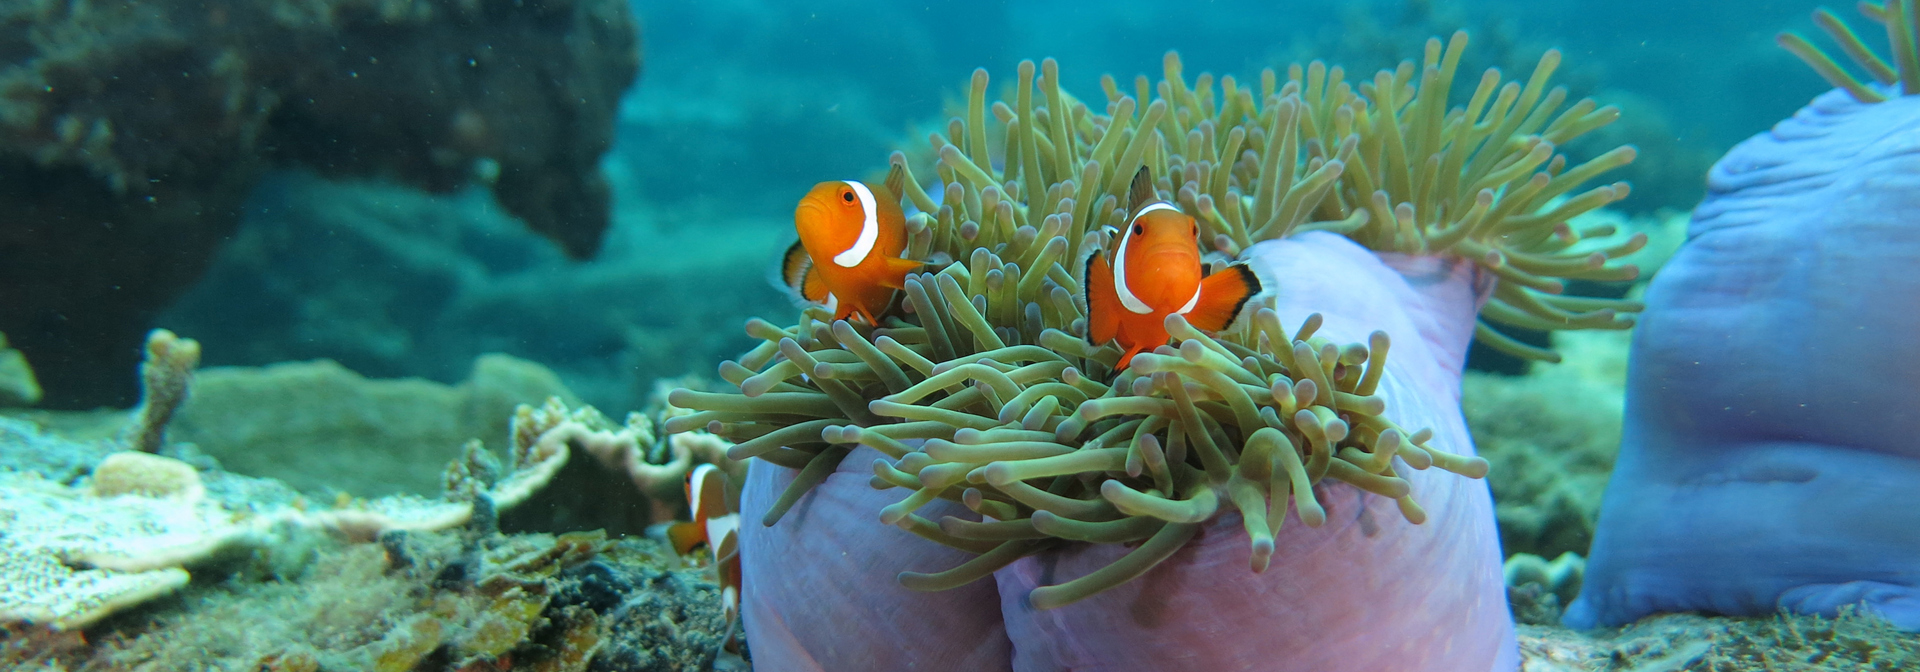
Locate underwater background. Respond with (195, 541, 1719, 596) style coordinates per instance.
(4, 0, 1919, 669)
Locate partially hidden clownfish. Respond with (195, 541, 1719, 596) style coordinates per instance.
(666, 463, 742, 622)
(781, 163, 924, 324)
(1086, 167, 1261, 370)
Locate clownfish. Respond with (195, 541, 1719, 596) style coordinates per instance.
(782, 163, 924, 324)
(1086, 167, 1261, 370)
(666, 463, 742, 621)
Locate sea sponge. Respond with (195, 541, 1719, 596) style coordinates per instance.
(671, 30, 1639, 605)
(88, 452, 205, 501)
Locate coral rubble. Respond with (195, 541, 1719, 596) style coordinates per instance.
(0, 0, 640, 408)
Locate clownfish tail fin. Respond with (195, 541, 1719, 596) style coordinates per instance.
(1084, 250, 1120, 345)
(1185, 263, 1262, 331)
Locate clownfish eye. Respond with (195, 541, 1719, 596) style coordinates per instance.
(1132, 223, 1144, 235)
(842, 190, 856, 203)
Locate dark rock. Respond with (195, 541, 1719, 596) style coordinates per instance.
(0, 0, 640, 408)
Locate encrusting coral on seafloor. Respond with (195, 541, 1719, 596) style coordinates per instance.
(668, 30, 1646, 671)
(0, 329, 742, 660)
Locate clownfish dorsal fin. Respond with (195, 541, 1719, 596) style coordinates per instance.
(1127, 166, 1157, 217)
(882, 161, 906, 205)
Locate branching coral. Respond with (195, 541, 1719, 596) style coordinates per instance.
(668, 31, 1639, 609)
(1778, 0, 1920, 103)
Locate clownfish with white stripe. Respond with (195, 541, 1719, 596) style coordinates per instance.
(666, 463, 742, 622)
(1086, 167, 1261, 370)
(781, 163, 924, 324)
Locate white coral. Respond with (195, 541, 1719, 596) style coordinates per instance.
(0, 470, 247, 629)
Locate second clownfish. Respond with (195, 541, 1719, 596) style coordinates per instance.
(665, 463, 742, 622)
(781, 163, 923, 324)
(1086, 167, 1261, 370)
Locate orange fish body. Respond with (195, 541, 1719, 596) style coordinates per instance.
(783, 163, 923, 324)
(1086, 168, 1260, 370)
(667, 463, 742, 621)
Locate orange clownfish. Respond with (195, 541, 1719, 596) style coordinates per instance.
(666, 463, 742, 621)
(782, 163, 924, 324)
(1086, 167, 1261, 370)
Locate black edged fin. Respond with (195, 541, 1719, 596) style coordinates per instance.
(781, 241, 812, 291)
(1127, 166, 1156, 216)
(1085, 248, 1120, 345)
(781, 241, 832, 305)
(883, 161, 906, 204)
(1186, 263, 1262, 332)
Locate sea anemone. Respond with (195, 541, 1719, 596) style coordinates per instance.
(1777, 0, 1920, 103)
(668, 30, 1643, 670)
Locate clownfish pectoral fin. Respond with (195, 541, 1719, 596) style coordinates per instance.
(882, 162, 906, 205)
(1127, 166, 1157, 215)
(1116, 344, 1145, 371)
(1184, 264, 1262, 331)
(1085, 251, 1120, 346)
(877, 256, 923, 289)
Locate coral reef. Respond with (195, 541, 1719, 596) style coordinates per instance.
(0, 457, 244, 630)
(1505, 551, 1587, 626)
(672, 30, 1643, 670)
(0, 332, 733, 636)
(1464, 329, 1630, 561)
(1572, 2, 1920, 631)
(0, 331, 39, 407)
(170, 353, 577, 497)
(1516, 609, 1920, 671)
(0, 0, 640, 408)
(3, 527, 741, 671)
(125, 329, 200, 455)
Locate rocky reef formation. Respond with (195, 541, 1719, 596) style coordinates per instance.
(0, 0, 640, 408)
(0, 330, 745, 669)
